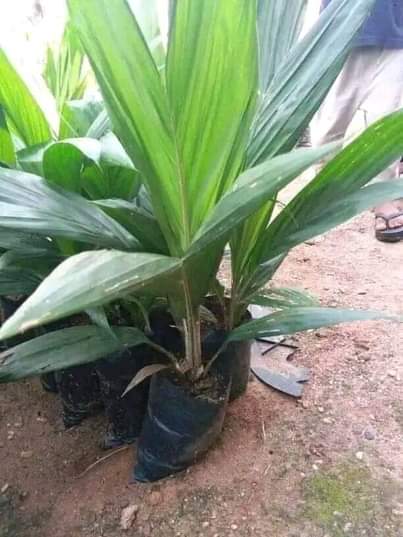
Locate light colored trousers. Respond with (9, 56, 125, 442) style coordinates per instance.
(312, 47, 403, 181)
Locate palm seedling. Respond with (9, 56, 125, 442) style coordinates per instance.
(0, 0, 402, 479)
(0, 18, 162, 434)
(0, 16, 151, 296)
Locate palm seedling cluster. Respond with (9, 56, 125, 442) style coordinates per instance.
(0, 0, 402, 479)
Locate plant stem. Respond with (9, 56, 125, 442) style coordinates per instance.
(181, 264, 202, 380)
(228, 279, 238, 331)
(184, 305, 202, 381)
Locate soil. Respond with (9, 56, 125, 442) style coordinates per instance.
(0, 212, 402, 537)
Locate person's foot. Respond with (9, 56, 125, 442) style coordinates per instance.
(374, 199, 403, 242)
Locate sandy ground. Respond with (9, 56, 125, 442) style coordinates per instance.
(0, 211, 402, 537)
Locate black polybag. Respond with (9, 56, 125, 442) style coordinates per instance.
(96, 347, 151, 448)
(55, 364, 103, 428)
(134, 372, 230, 482)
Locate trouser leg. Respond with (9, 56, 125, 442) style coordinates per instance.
(359, 48, 403, 181)
(312, 48, 374, 147)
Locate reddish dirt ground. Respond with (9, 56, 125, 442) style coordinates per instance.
(0, 212, 402, 537)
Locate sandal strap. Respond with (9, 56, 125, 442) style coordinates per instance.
(375, 211, 403, 229)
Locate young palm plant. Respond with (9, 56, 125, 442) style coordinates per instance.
(0, 25, 162, 436)
(0, 29, 149, 291)
(43, 21, 89, 115)
(1, 0, 403, 478)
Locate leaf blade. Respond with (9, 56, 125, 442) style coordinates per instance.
(0, 251, 181, 340)
(0, 326, 150, 382)
(229, 307, 400, 342)
(166, 0, 258, 237)
(188, 144, 338, 257)
(68, 0, 182, 252)
(257, 0, 307, 93)
(262, 110, 403, 261)
(0, 168, 140, 251)
(0, 105, 15, 166)
(248, 0, 376, 165)
(43, 137, 101, 192)
(95, 198, 168, 253)
(0, 267, 41, 296)
(0, 49, 53, 146)
(251, 288, 319, 309)
(122, 363, 169, 397)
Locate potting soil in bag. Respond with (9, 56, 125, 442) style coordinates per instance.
(96, 347, 151, 449)
(55, 364, 103, 428)
(203, 330, 252, 401)
(134, 372, 230, 482)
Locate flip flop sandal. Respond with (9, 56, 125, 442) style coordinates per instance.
(375, 211, 403, 242)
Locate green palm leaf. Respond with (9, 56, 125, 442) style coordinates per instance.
(188, 144, 338, 257)
(43, 137, 101, 192)
(128, 0, 166, 67)
(59, 98, 103, 139)
(43, 134, 140, 199)
(228, 307, 400, 342)
(251, 288, 318, 309)
(68, 0, 180, 252)
(237, 109, 403, 305)
(85, 132, 141, 200)
(248, 0, 375, 166)
(16, 142, 49, 176)
(68, 0, 257, 258)
(262, 111, 403, 262)
(0, 326, 149, 382)
(0, 251, 181, 339)
(95, 198, 167, 253)
(0, 105, 14, 166)
(86, 109, 110, 139)
(231, 0, 375, 302)
(43, 21, 89, 116)
(0, 49, 53, 147)
(0, 267, 41, 296)
(257, 0, 307, 93)
(166, 0, 257, 238)
(0, 168, 139, 250)
(0, 229, 57, 257)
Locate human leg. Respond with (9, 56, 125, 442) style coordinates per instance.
(311, 48, 375, 147)
(359, 48, 403, 238)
